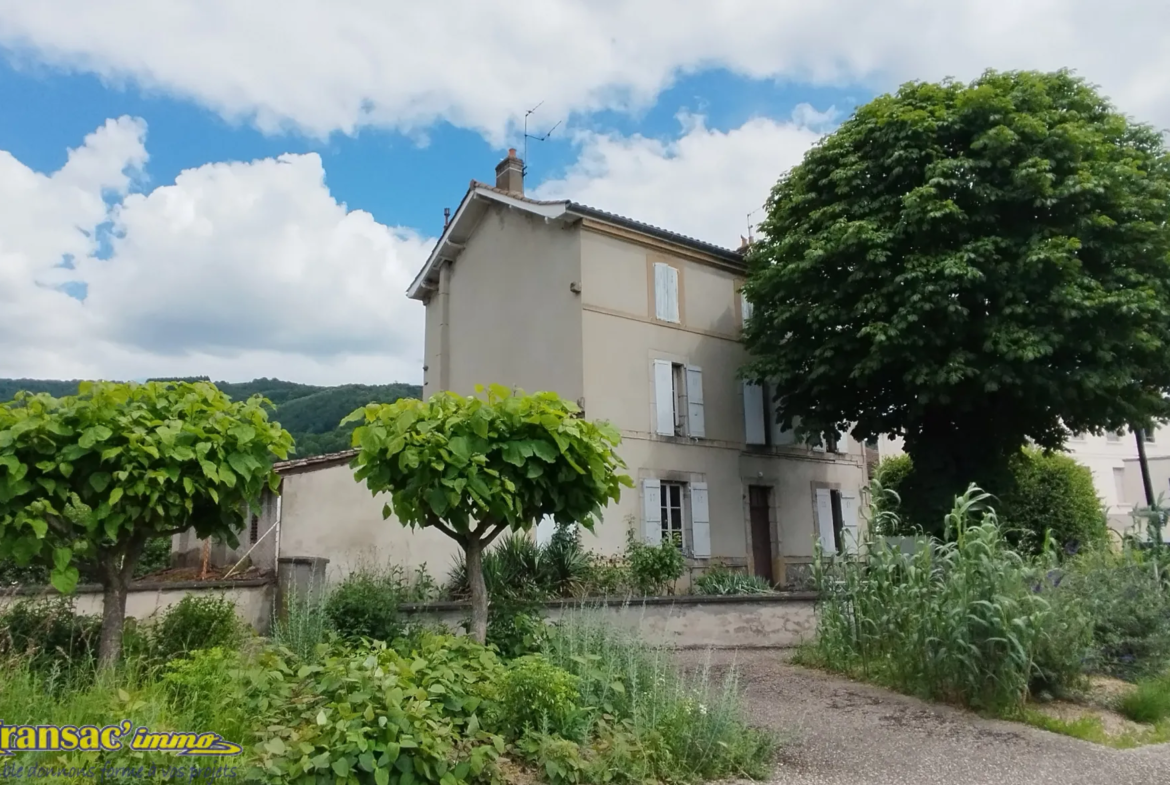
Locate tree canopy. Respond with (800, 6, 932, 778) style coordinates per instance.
(345, 385, 631, 642)
(743, 69, 1170, 522)
(0, 381, 293, 665)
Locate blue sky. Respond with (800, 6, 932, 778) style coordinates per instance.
(0, 1, 1161, 386)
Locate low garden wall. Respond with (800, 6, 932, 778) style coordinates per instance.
(0, 578, 275, 633)
(400, 593, 819, 649)
(2, 577, 816, 649)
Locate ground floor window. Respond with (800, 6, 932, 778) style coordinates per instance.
(661, 481, 686, 548)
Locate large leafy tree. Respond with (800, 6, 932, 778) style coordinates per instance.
(743, 69, 1170, 525)
(346, 385, 631, 643)
(0, 381, 293, 666)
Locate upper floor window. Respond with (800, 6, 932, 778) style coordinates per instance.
(654, 360, 704, 438)
(740, 290, 753, 325)
(1106, 430, 1121, 443)
(653, 262, 679, 323)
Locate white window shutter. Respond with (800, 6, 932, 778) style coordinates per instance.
(685, 366, 705, 438)
(743, 381, 766, 445)
(653, 360, 675, 435)
(815, 488, 836, 554)
(535, 515, 556, 547)
(740, 291, 753, 323)
(642, 479, 662, 545)
(690, 482, 711, 558)
(654, 263, 679, 323)
(840, 494, 860, 554)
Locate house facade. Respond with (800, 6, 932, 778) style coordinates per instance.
(408, 150, 867, 586)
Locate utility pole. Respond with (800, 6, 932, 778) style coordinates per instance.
(1136, 427, 1156, 507)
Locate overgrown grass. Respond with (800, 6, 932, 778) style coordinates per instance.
(1020, 709, 1170, 749)
(540, 608, 774, 782)
(1117, 675, 1170, 724)
(808, 485, 1091, 714)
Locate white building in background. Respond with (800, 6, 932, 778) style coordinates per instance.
(878, 426, 1168, 535)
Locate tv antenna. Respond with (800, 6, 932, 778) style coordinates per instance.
(522, 101, 562, 176)
(746, 207, 762, 244)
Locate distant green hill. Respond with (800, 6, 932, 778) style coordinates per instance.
(0, 376, 421, 458)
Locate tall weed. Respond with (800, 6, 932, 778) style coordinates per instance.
(810, 485, 1091, 713)
(541, 608, 773, 782)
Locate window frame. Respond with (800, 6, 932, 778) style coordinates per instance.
(659, 480, 688, 551)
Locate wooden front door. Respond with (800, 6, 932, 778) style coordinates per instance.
(748, 486, 774, 585)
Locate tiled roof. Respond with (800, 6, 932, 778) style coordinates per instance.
(273, 449, 357, 475)
(468, 179, 744, 263)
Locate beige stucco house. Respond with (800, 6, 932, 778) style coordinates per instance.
(177, 150, 868, 588)
(406, 150, 868, 586)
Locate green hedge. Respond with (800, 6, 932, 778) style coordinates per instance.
(875, 448, 1108, 554)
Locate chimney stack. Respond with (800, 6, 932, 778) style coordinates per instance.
(495, 148, 524, 196)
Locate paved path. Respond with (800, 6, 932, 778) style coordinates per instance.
(677, 650, 1170, 785)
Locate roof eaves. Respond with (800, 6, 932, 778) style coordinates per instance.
(406, 184, 571, 300)
(566, 202, 744, 265)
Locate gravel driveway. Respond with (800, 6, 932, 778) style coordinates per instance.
(677, 649, 1170, 785)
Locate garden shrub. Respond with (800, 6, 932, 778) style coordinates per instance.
(1048, 547, 1170, 680)
(247, 633, 507, 785)
(498, 654, 581, 739)
(150, 594, 244, 662)
(0, 597, 100, 674)
(325, 563, 436, 645)
(875, 449, 1108, 554)
(693, 565, 774, 595)
(624, 530, 685, 596)
(810, 486, 1092, 713)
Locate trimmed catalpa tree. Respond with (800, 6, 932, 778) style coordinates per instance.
(345, 385, 632, 643)
(0, 381, 293, 666)
(742, 69, 1170, 528)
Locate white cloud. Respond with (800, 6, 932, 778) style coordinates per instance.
(1, 1, 1168, 140)
(0, 121, 431, 385)
(534, 107, 827, 247)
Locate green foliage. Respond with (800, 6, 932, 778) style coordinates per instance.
(346, 386, 631, 539)
(347, 386, 631, 643)
(0, 376, 423, 460)
(1118, 674, 1170, 724)
(810, 486, 1092, 713)
(743, 69, 1170, 527)
(1046, 547, 1170, 680)
(875, 449, 1108, 553)
(0, 597, 100, 674)
(692, 565, 775, 596)
(161, 645, 253, 741)
(0, 380, 292, 596)
(325, 563, 437, 645)
(540, 610, 774, 783)
(498, 654, 581, 739)
(248, 634, 507, 785)
(623, 530, 685, 596)
(149, 594, 245, 662)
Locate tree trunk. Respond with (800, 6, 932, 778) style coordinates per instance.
(96, 534, 148, 669)
(98, 574, 128, 669)
(465, 537, 489, 644)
